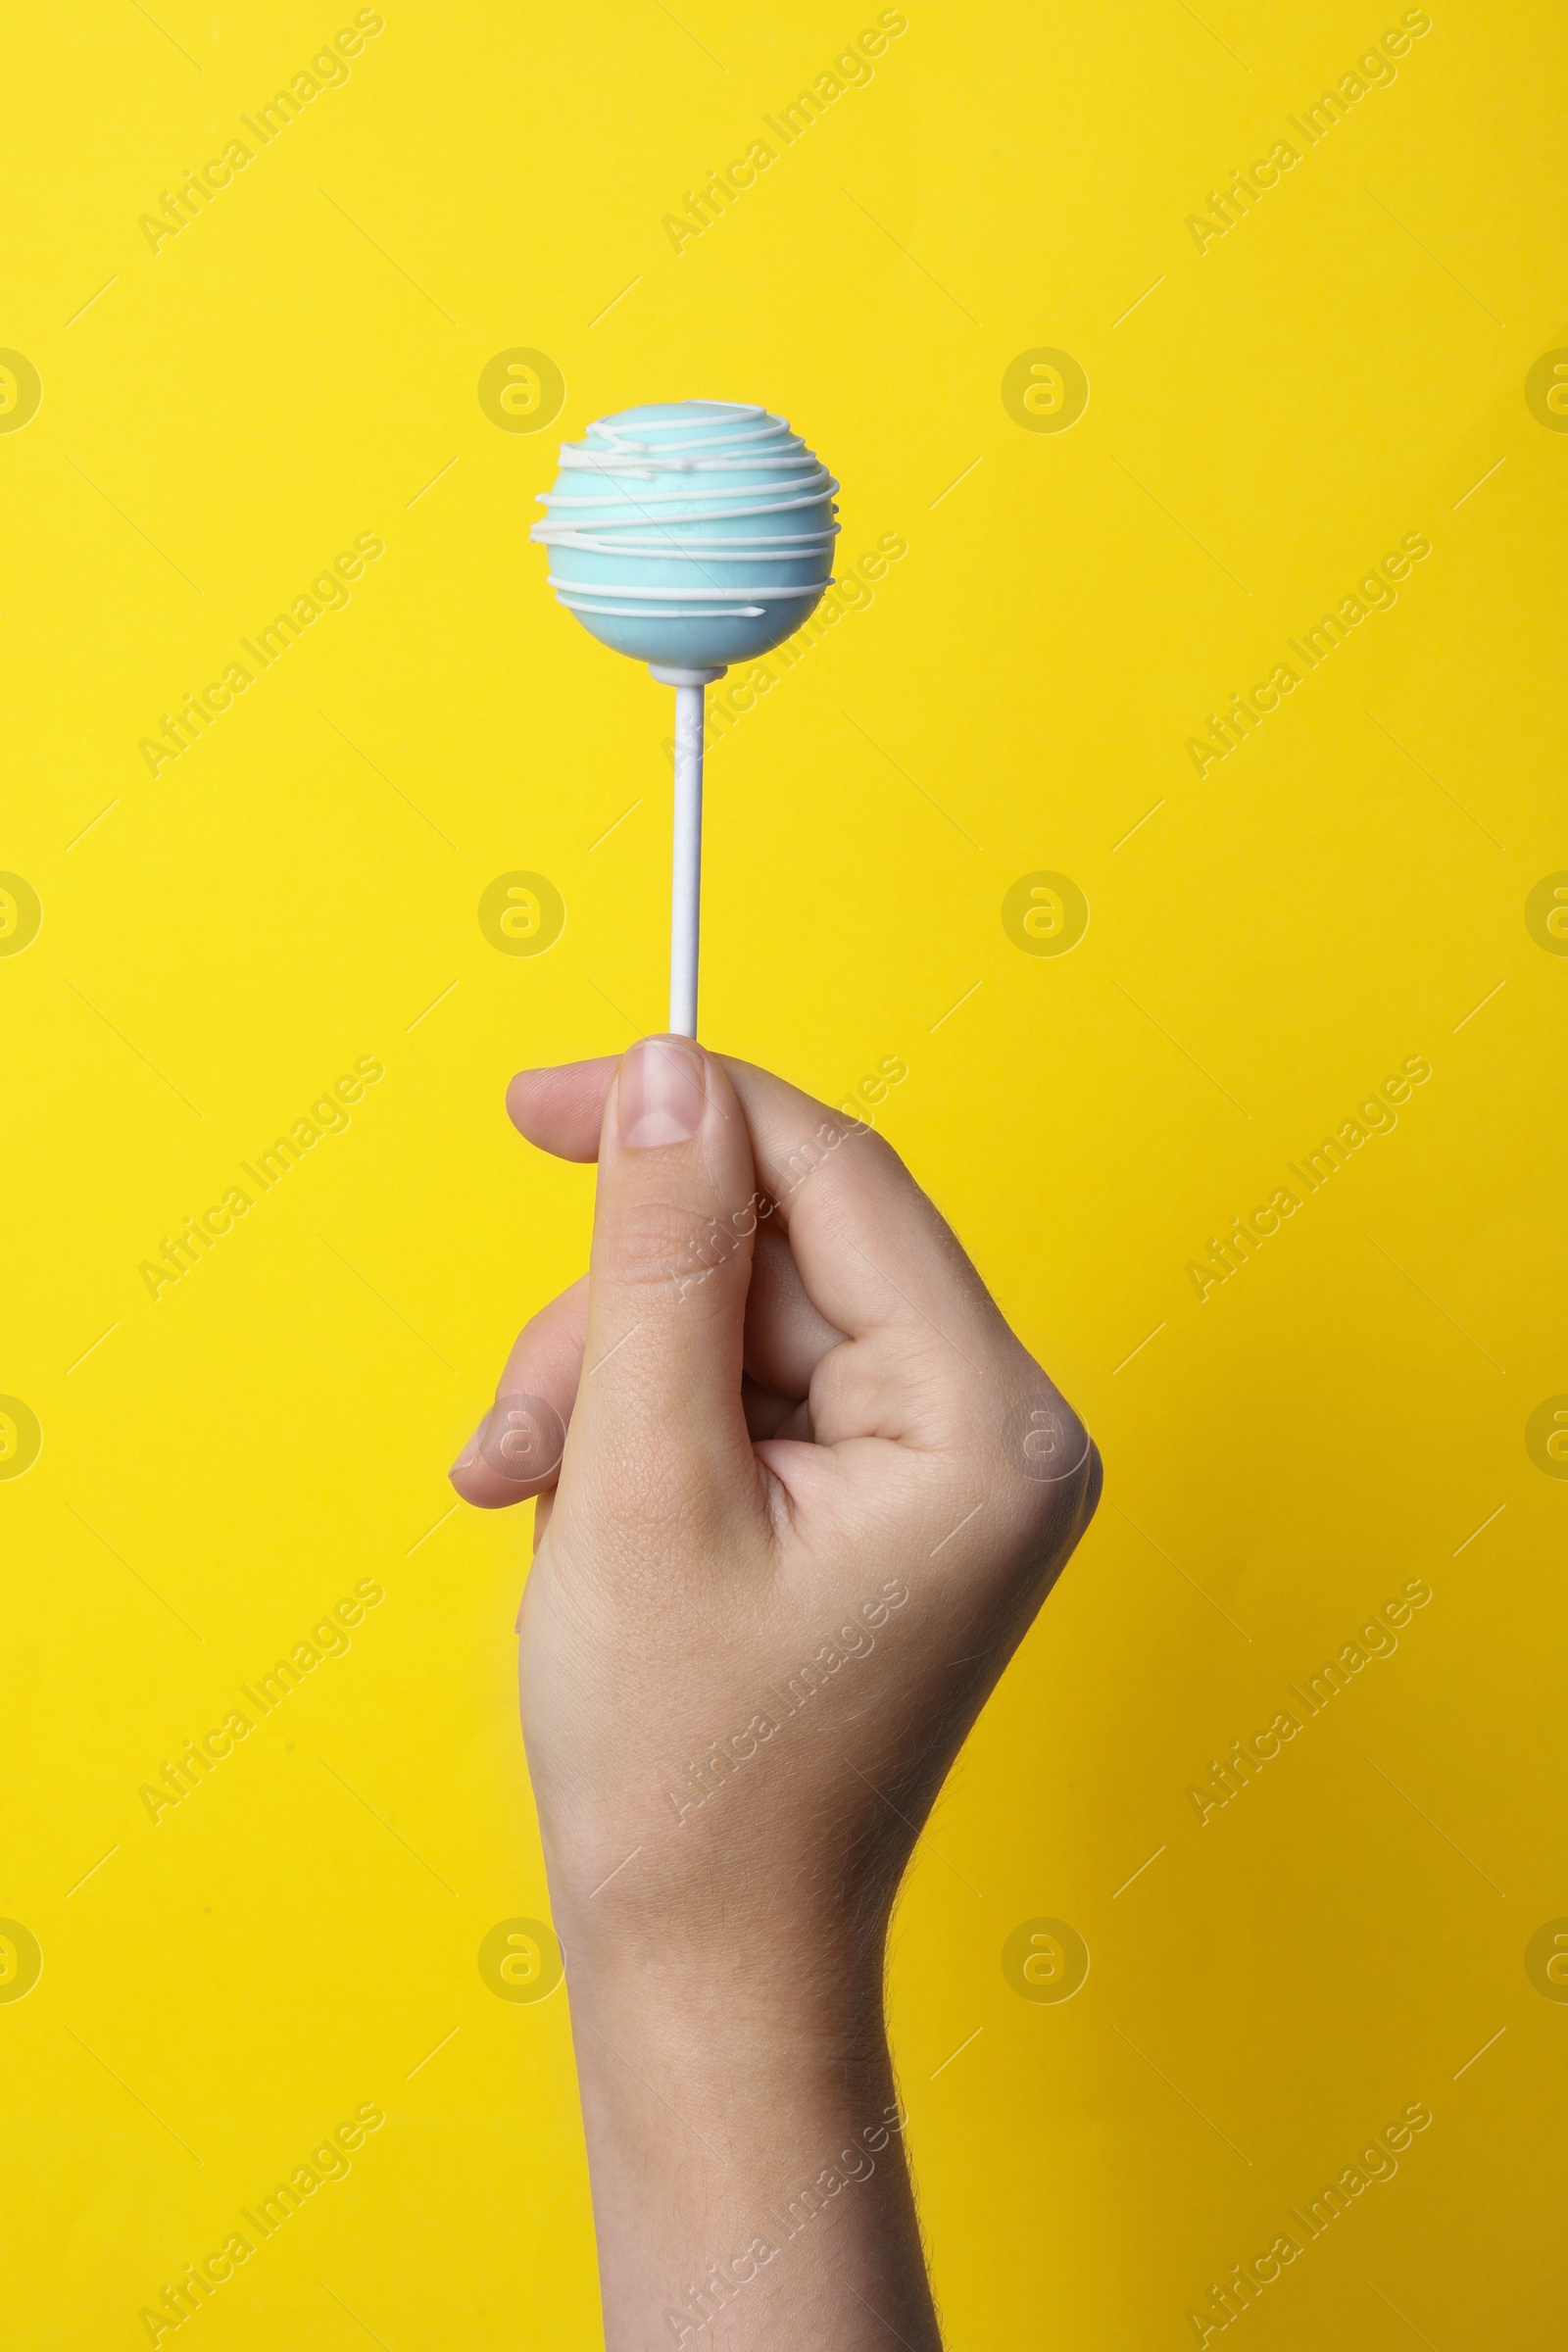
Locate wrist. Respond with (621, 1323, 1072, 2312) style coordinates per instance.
(559, 1912, 890, 2070)
(561, 1934, 929, 2351)
(544, 1809, 896, 2024)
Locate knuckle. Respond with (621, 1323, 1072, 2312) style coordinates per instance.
(597, 1197, 733, 1292)
(994, 1381, 1095, 1529)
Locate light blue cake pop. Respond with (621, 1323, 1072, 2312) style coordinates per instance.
(530, 400, 839, 674)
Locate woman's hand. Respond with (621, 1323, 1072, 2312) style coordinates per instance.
(451, 1039, 1099, 2349)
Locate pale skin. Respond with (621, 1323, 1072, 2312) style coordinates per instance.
(450, 1037, 1101, 2348)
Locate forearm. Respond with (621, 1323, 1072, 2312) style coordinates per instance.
(560, 1937, 943, 2349)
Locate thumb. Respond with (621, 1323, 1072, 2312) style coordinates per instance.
(563, 1036, 763, 1524)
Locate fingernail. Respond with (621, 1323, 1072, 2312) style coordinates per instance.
(618, 1037, 704, 1149)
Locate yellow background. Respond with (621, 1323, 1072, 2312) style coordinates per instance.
(4, 1, 1563, 2341)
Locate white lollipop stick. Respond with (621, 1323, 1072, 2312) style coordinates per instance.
(653, 662, 725, 1038)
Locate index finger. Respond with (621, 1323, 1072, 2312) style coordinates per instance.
(509, 1053, 1003, 1352)
(719, 1057, 1006, 1357)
